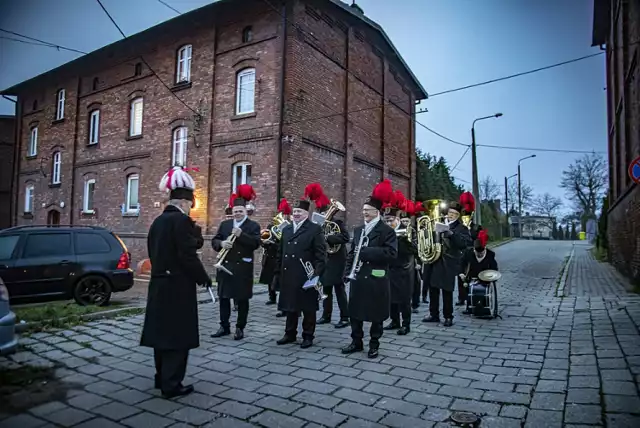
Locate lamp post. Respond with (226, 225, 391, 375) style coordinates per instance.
(471, 113, 503, 225)
(504, 173, 517, 237)
(517, 154, 536, 238)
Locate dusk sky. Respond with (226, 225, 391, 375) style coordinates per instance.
(0, 0, 607, 212)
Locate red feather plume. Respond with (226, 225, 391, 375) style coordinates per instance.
(316, 194, 331, 210)
(393, 190, 406, 209)
(460, 191, 475, 213)
(278, 198, 292, 215)
(403, 200, 415, 216)
(372, 179, 394, 204)
(477, 229, 489, 248)
(228, 193, 237, 207)
(304, 183, 324, 201)
(237, 184, 256, 202)
(413, 201, 425, 215)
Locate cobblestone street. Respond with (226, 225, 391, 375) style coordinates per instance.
(1, 240, 639, 428)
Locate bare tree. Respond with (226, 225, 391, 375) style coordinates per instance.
(503, 180, 533, 214)
(560, 153, 607, 220)
(531, 193, 563, 227)
(480, 176, 500, 201)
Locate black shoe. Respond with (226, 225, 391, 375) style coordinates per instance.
(368, 347, 379, 358)
(317, 317, 331, 324)
(422, 315, 440, 323)
(335, 320, 349, 329)
(341, 341, 364, 354)
(443, 318, 453, 327)
(266, 300, 276, 306)
(455, 301, 465, 306)
(211, 327, 231, 338)
(154, 376, 161, 389)
(276, 335, 296, 345)
(275, 311, 285, 318)
(300, 339, 313, 349)
(162, 384, 194, 399)
(234, 328, 244, 340)
(383, 322, 400, 330)
(397, 326, 410, 335)
(412, 307, 419, 314)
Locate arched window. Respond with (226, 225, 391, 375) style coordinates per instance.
(28, 126, 38, 157)
(129, 97, 143, 136)
(92, 77, 99, 91)
(55, 89, 65, 120)
(172, 127, 188, 167)
(125, 174, 140, 213)
(83, 179, 96, 213)
(32, 99, 38, 111)
(176, 44, 192, 83)
(51, 152, 61, 184)
(89, 110, 100, 145)
(236, 68, 255, 115)
(24, 184, 34, 213)
(232, 162, 252, 193)
(134, 62, 142, 76)
(242, 26, 253, 43)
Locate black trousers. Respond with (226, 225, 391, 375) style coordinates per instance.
(220, 298, 249, 329)
(154, 349, 188, 392)
(422, 265, 432, 300)
(285, 311, 316, 340)
(321, 283, 349, 321)
(390, 302, 411, 327)
(351, 319, 383, 347)
(429, 287, 454, 319)
(412, 269, 422, 309)
(457, 276, 468, 303)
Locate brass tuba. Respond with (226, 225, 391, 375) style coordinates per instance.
(416, 199, 446, 264)
(261, 212, 290, 243)
(461, 211, 474, 228)
(312, 199, 346, 254)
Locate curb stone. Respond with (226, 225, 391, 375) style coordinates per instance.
(556, 244, 575, 297)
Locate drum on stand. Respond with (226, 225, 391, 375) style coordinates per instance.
(467, 270, 501, 319)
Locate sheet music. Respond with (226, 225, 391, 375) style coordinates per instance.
(435, 222, 449, 234)
(303, 276, 320, 289)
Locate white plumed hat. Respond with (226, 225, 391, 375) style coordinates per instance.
(159, 166, 197, 201)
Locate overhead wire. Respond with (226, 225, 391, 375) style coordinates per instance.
(476, 143, 605, 154)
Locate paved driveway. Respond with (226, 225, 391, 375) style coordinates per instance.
(1, 240, 639, 427)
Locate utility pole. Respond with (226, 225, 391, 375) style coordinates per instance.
(517, 155, 536, 238)
(504, 176, 509, 237)
(471, 113, 503, 226)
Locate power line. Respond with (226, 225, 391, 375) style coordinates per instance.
(450, 146, 470, 172)
(0, 29, 88, 55)
(155, 0, 181, 14)
(476, 143, 605, 154)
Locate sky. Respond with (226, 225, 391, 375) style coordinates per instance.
(0, 0, 607, 212)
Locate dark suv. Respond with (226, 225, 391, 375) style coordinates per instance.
(0, 225, 134, 306)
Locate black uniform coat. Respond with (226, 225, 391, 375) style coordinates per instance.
(462, 248, 498, 280)
(321, 219, 350, 287)
(212, 218, 261, 300)
(345, 220, 398, 322)
(140, 205, 210, 350)
(389, 228, 418, 304)
(430, 220, 472, 292)
(259, 223, 279, 286)
(274, 220, 327, 313)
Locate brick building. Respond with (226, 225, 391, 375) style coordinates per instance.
(0, 115, 16, 230)
(592, 0, 640, 283)
(1, 0, 427, 267)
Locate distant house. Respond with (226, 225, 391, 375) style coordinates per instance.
(510, 214, 555, 240)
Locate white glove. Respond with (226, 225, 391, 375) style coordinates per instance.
(459, 273, 466, 281)
(221, 240, 233, 250)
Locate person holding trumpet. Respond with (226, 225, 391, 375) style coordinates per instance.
(260, 198, 292, 309)
(211, 185, 261, 340)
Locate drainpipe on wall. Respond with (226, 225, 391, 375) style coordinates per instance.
(276, 0, 288, 204)
(6, 96, 20, 227)
(69, 77, 81, 225)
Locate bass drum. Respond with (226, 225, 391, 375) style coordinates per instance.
(468, 281, 498, 319)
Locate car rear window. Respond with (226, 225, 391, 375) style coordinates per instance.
(75, 232, 111, 255)
(23, 233, 72, 258)
(0, 235, 20, 260)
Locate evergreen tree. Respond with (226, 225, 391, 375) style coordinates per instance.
(558, 225, 564, 240)
(552, 222, 558, 240)
(416, 149, 464, 202)
(597, 195, 608, 250)
(570, 222, 577, 240)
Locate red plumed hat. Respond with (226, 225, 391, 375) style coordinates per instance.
(476, 229, 489, 248)
(393, 190, 406, 209)
(414, 201, 425, 215)
(460, 191, 475, 214)
(304, 183, 324, 202)
(277, 198, 292, 216)
(367, 179, 393, 211)
(402, 200, 415, 217)
(231, 184, 256, 207)
(228, 193, 238, 207)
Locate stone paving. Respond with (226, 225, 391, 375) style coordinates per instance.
(1, 240, 640, 427)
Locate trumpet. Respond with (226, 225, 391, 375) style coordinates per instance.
(300, 258, 327, 301)
(345, 231, 369, 282)
(214, 234, 237, 275)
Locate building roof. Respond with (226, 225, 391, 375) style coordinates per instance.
(1, 0, 428, 100)
(591, 0, 610, 47)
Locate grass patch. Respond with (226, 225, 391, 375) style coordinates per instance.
(591, 246, 608, 262)
(13, 301, 125, 324)
(488, 237, 511, 248)
(555, 255, 570, 292)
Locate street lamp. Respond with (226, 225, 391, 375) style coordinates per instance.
(504, 173, 517, 237)
(517, 154, 536, 238)
(471, 113, 503, 225)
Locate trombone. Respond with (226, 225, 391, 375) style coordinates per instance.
(213, 235, 236, 275)
(300, 258, 327, 301)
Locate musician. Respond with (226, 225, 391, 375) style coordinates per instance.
(141, 167, 211, 399)
(260, 199, 291, 306)
(224, 204, 233, 220)
(383, 196, 417, 335)
(312, 188, 350, 329)
(457, 192, 477, 306)
(460, 230, 497, 314)
(274, 197, 327, 349)
(410, 202, 424, 313)
(422, 201, 472, 327)
(342, 179, 397, 359)
(211, 185, 261, 340)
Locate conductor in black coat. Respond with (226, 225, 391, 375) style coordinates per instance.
(211, 189, 261, 340)
(140, 167, 211, 399)
(274, 198, 327, 349)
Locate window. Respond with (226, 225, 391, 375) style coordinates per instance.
(83, 179, 96, 213)
(55, 89, 65, 120)
(75, 233, 111, 255)
(125, 174, 140, 213)
(51, 152, 61, 184)
(172, 127, 188, 167)
(0, 235, 20, 260)
(23, 233, 72, 258)
(92, 77, 99, 91)
(236, 68, 256, 115)
(32, 99, 38, 110)
(176, 44, 192, 83)
(134, 62, 142, 76)
(232, 162, 252, 192)
(24, 185, 34, 213)
(28, 126, 38, 156)
(89, 110, 100, 145)
(242, 26, 253, 43)
(129, 98, 143, 136)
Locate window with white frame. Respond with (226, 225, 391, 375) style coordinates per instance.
(83, 179, 96, 213)
(172, 127, 188, 167)
(236, 68, 255, 115)
(28, 126, 38, 156)
(129, 98, 143, 136)
(232, 162, 252, 193)
(176, 44, 192, 83)
(89, 110, 100, 145)
(55, 89, 65, 120)
(125, 174, 140, 213)
(51, 152, 61, 184)
(24, 185, 34, 213)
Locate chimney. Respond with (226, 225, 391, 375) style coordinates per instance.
(350, 0, 364, 15)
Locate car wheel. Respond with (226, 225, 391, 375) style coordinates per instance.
(73, 275, 112, 306)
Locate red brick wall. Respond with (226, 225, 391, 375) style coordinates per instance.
(0, 116, 15, 230)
